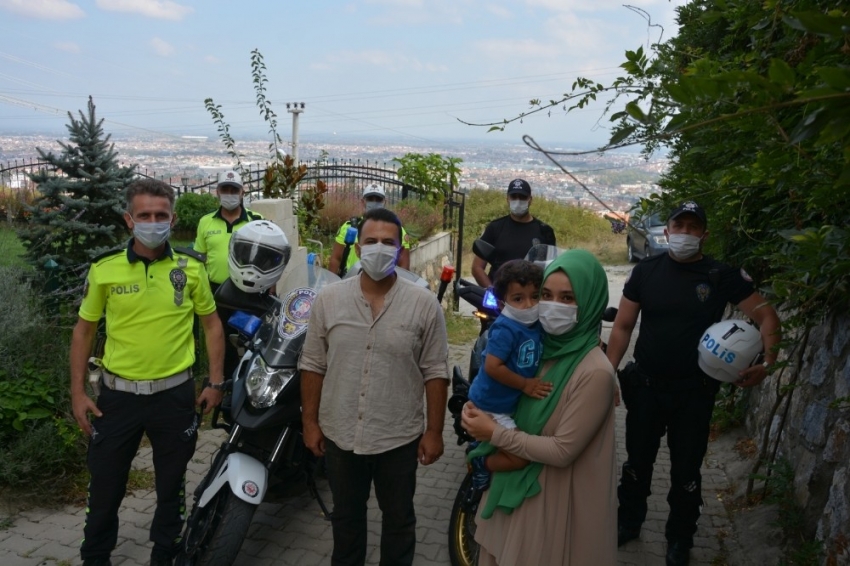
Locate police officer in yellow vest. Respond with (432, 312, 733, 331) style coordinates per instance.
(194, 170, 262, 378)
(328, 183, 411, 276)
(70, 179, 225, 566)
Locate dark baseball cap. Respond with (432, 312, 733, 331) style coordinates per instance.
(668, 201, 707, 226)
(507, 178, 531, 197)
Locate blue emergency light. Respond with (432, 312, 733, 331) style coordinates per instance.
(227, 311, 262, 338)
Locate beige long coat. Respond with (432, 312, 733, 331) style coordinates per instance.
(475, 347, 618, 566)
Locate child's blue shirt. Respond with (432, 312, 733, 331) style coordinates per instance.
(468, 314, 542, 414)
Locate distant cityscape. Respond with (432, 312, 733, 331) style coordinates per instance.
(0, 133, 668, 217)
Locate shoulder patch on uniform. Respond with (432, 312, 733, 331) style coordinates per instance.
(740, 268, 753, 282)
(247, 210, 263, 221)
(91, 247, 124, 263)
(173, 246, 205, 262)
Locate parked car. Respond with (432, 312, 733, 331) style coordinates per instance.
(627, 212, 669, 262)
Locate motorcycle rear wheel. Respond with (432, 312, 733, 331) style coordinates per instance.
(177, 489, 256, 566)
(448, 472, 480, 566)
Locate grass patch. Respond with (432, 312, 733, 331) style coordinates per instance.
(127, 469, 156, 492)
(445, 311, 480, 345)
(0, 224, 29, 269)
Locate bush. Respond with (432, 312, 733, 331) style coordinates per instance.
(0, 187, 37, 222)
(317, 190, 361, 238)
(0, 265, 84, 499)
(394, 198, 443, 244)
(175, 192, 219, 233)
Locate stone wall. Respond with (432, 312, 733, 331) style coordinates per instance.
(409, 231, 455, 306)
(745, 313, 850, 564)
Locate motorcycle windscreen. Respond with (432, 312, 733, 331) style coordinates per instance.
(524, 244, 565, 270)
(256, 261, 340, 368)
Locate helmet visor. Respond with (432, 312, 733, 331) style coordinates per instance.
(231, 241, 285, 273)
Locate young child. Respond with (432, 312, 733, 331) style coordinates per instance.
(467, 259, 551, 491)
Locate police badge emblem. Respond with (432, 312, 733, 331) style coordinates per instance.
(170, 268, 187, 306)
(277, 288, 317, 338)
(695, 283, 711, 302)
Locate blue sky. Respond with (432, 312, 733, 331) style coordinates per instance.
(0, 0, 685, 147)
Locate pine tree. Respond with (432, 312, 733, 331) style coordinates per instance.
(19, 97, 136, 282)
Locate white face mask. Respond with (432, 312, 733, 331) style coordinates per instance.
(538, 301, 578, 335)
(500, 303, 539, 326)
(509, 200, 529, 216)
(358, 243, 399, 281)
(364, 200, 384, 212)
(667, 233, 702, 260)
(219, 194, 242, 211)
(133, 221, 171, 250)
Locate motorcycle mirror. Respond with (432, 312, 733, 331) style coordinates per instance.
(472, 239, 496, 262)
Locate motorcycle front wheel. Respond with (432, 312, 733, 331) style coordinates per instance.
(176, 489, 256, 566)
(448, 472, 480, 566)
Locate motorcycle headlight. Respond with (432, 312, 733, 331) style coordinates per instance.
(653, 235, 669, 245)
(244, 357, 296, 408)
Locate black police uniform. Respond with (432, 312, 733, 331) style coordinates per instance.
(78, 241, 216, 562)
(617, 252, 754, 548)
(478, 215, 556, 279)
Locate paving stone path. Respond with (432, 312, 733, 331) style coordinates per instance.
(1, 266, 741, 565)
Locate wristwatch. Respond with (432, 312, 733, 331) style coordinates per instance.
(207, 381, 226, 391)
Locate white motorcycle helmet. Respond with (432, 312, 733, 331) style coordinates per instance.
(697, 320, 763, 383)
(228, 220, 291, 293)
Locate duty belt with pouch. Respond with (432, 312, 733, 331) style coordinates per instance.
(620, 361, 713, 392)
(101, 367, 192, 395)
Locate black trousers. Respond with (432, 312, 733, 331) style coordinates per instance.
(617, 370, 719, 547)
(324, 437, 420, 566)
(80, 379, 198, 561)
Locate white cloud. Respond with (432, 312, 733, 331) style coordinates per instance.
(54, 41, 81, 53)
(150, 37, 174, 57)
(204, 55, 219, 64)
(96, 0, 192, 21)
(474, 38, 555, 60)
(0, 0, 84, 19)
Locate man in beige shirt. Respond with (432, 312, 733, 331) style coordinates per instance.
(299, 207, 449, 566)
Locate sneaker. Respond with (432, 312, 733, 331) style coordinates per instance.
(470, 455, 491, 492)
(150, 549, 174, 566)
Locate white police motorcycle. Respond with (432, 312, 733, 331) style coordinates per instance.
(177, 222, 337, 566)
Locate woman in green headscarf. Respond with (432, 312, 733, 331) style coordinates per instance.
(462, 249, 618, 566)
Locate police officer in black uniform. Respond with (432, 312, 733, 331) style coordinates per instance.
(606, 201, 781, 566)
(70, 179, 225, 566)
(471, 178, 556, 287)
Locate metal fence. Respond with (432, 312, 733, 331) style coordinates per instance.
(2, 158, 465, 265)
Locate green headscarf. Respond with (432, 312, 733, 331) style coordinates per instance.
(471, 249, 609, 518)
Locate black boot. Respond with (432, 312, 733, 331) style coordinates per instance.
(617, 524, 641, 547)
(666, 541, 690, 566)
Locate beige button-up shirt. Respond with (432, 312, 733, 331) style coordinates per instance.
(299, 275, 449, 454)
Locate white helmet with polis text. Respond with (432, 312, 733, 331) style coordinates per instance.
(228, 220, 291, 293)
(697, 320, 763, 382)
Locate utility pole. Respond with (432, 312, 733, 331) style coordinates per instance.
(286, 102, 305, 164)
